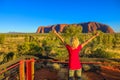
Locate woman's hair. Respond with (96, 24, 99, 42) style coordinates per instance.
(70, 36, 79, 48)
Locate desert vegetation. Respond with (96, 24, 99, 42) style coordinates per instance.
(0, 25, 120, 80)
(0, 25, 120, 65)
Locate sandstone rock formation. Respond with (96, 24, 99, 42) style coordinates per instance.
(36, 22, 114, 33)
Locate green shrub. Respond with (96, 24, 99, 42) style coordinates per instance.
(0, 35, 5, 44)
(17, 42, 30, 54)
(82, 64, 91, 71)
(90, 49, 115, 58)
(2, 52, 15, 63)
(52, 63, 61, 71)
(82, 74, 89, 80)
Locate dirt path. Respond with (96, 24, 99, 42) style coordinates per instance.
(34, 68, 58, 80)
(85, 66, 120, 80)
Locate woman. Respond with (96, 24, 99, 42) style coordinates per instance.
(52, 29, 99, 80)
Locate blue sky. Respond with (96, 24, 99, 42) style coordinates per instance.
(0, 0, 120, 33)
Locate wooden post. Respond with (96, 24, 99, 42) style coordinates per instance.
(26, 60, 32, 80)
(31, 58, 35, 80)
(19, 60, 25, 80)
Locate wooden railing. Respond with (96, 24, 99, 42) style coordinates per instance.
(0, 56, 37, 80)
(1, 57, 119, 80)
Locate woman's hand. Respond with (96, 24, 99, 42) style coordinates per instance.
(95, 32, 99, 36)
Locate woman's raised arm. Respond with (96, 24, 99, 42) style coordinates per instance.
(52, 29, 66, 45)
(81, 32, 99, 47)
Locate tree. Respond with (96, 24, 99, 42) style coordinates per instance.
(63, 24, 83, 37)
